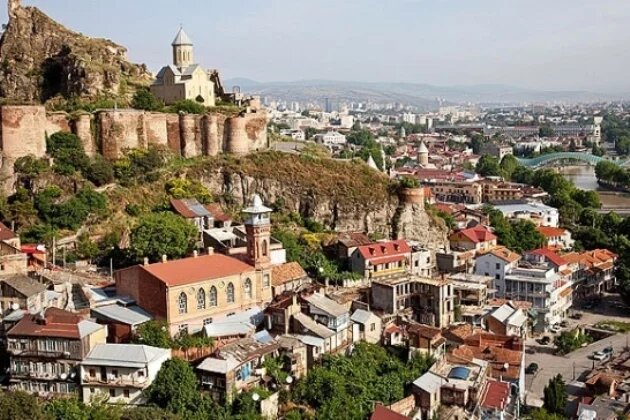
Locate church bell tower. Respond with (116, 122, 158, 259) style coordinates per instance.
(172, 26, 194, 69)
(243, 194, 272, 269)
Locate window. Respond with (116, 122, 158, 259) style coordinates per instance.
(109, 389, 116, 397)
(227, 283, 235, 303)
(112, 370, 118, 378)
(262, 240, 269, 257)
(244, 279, 252, 299)
(178, 292, 188, 314)
(197, 289, 206, 310)
(209, 286, 217, 307)
(89, 369, 96, 377)
(495, 274, 500, 280)
(123, 389, 130, 398)
(496, 263, 500, 270)
(90, 388, 95, 394)
(370, 323, 376, 331)
(263, 274, 270, 288)
(138, 370, 145, 377)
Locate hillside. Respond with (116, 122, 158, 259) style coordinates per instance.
(0, 0, 152, 103)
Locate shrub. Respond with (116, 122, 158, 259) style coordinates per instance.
(131, 88, 163, 111)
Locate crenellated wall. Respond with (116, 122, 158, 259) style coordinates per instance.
(0, 105, 268, 190)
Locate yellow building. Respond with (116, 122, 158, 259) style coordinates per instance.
(115, 195, 274, 336)
(150, 27, 216, 106)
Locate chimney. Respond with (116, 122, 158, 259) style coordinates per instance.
(143, 257, 149, 266)
(207, 247, 214, 255)
(161, 255, 167, 263)
(193, 250, 198, 258)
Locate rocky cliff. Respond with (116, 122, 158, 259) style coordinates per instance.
(184, 152, 448, 248)
(0, 0, 152, 103)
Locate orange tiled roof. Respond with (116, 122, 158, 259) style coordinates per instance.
(489, 247, 520, 263)
(138, 254, 254, 287)
(450, 225, 497, 244)
(452, 344, 523, 380)
(537, 226, 568, 238)
(8, 308, 88, 339)
(271, 262, 307, 286)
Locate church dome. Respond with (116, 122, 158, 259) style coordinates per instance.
(172, 27, 193, 46)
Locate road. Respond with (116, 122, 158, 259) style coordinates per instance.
(524, 295, 630, 405)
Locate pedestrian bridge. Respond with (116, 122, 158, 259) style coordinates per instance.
(517, 152, 628, 168)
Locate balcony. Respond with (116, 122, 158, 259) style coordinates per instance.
(82, 375, 148, 388)
(8, 349, 73, 359)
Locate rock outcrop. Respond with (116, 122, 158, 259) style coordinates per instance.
(0, 0, 152, 103)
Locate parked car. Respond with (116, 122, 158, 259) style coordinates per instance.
(560, 321, 569, 328)
(550, 325, 562, 333)
(603, 346, 614, 355)
(592, 351, 610, 361)
(570, 313, 583, 320)
(526, 363, 539, 374)
(538, 336, 551, 345)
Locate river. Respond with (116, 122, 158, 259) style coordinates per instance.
(558, 166, 630, 210)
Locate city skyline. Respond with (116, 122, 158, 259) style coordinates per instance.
(7, 0, 630, 95)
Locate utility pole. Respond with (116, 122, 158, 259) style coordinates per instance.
(52, 236, 56, 268)
(573, 361, 576, 380)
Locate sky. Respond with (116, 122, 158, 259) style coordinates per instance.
(10, 0, 630, 93)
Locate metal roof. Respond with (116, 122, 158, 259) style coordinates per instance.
(203, 322, 253, 338)
(351, 309, 375, 324)
(172, 27, 193, 46)
(91, 304, 152, 326)
(304, 293, 348, 317)
(84, 344, 170, 368)
(413, 371, 444, 393)
(293, 312, 335, 339)
(197, 354, 240, 374)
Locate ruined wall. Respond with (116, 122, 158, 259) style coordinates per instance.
(0, 105, 268, 189)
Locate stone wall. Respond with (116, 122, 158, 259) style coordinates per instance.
(0, 105, 268, 191)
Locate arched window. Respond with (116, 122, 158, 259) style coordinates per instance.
(209, 286, 217, 307)
(262, 240, 269, 257)
(197, 289, 206, 310)
(178, 292, 187, 314)
(226, 283, 235, 303)
(244, 278, 252, 299)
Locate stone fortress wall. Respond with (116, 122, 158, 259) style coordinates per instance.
(0, 105, 268, 187)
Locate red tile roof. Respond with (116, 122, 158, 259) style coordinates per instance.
(370, 405, 410, 420)
(357, 240, 411, 261)
(481, 380, 511, 411)
(0, 222, 16, 241)
(537, 226, 568, 238)
(8, 308, 86, 339)
(451, 225, 497, 244)
(530, 248, 567, 267)
(271, 262, 307, 286)
(205, 203, 232, 223)
(170, 199, 231, 222)
(139, 254, 254, 287)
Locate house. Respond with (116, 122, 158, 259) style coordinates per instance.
(370, 404, 410, 420)
(170, 198, 215, 235)
(412, 357, 488, 418)
(479, 379, 513, 420)
(537, 226, 574, 250)
(370, 275, 455, 328)
(0, 275, 47, 314)
(409, 244, 434, 278)
(0, 240, 28, 275)
(492, 201, 559, 227)
(474, 247, 521, 296)
(449, 225, 497, 254)
(80, 344, 171, 404)
(448, 272, 493, 308)
(336, 232, 374, 261)
(436, 248, 476, 274)
(197, 336, 280, 402)
(563, 249, 617, 299)
(350, 309, 382, 344)
(576, 396, 629, 420)
(407, 323, 446, 359)
(350, 240, 411, 280)
(486, 302, 528, 338)
(90, 303, 152, 343)
(0, 221, 20, 249)
(271, 262, 309, 296)
(7, 308, 107, 395)
(450, 333, 525, 399)
(115, 195, 274, 336)
(301, 293, 350, 349)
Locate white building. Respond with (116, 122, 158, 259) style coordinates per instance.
(80, 344, 171, 405)
(492, 202, 559, 227)
(315, 131, 347, 146)
(474, 247, 521, 296)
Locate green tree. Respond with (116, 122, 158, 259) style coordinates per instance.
(130, 212, 198, 262)
(134, 321, 173, 348)
(543, 374, 568, 415)
(475, 155, 501, 177)
(145, 358, 200, 414)
(526, 408, 565, 420)
(85, 156, 114, 186)
(165, 178, 211, 203)
(539, 125, 555, 137)
(0, 391, 47, 420)
(132, 89, 164, 111)
(499, 154, 520, 180)
(46, 131, 89, 175)
(168, 99, 205, 115)
(470, 133, 485, 154)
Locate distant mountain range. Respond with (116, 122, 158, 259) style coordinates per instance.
(224, 78, 627, 110)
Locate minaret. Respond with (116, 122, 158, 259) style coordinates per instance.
(418, 141, 429, 166)
(243, 194, 272, 269)
(172, 26, 194, 69)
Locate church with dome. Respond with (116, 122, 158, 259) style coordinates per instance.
(150, 27, 216, 106)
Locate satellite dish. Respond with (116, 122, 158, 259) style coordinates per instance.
(59, 373, 68, 380)
(70, 372, 76, 379)
(503, 363, 509, 371)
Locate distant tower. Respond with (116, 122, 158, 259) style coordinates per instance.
(243, 194, 272, 269)
(172, 26, 194, 69)
(418, 141, 429, 166)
